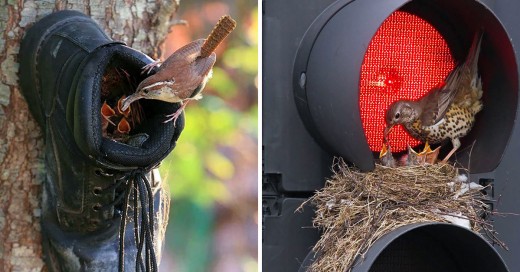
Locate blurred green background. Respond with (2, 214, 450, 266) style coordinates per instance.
(158, 1, 258, 271)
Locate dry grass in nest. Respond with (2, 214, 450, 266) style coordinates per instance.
(300, 158, 503, 272)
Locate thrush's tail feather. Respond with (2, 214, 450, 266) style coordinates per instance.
(447, 31, 483, 109)
(446, 31, 482, 88)
(468, 31, 484, 114)
(464, 31, 483, 75)
(468, 31, 484, 106)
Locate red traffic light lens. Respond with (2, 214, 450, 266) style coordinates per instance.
(359, 11, 455, 152)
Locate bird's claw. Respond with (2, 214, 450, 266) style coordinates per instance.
(163, 109, 183, 127)
(141, 61, 162, 75)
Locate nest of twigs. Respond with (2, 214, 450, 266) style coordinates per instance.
(300, 158, 503, 272)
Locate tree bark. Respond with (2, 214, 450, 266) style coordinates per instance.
(0, 1, 178, 270)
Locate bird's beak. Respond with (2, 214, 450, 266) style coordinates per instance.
(418, 142, 432, 155)
(379, 143, 388, 158)
(121, 93, 143, 111)
(407, 145, 419, 156)
(383, 125, 393, 142)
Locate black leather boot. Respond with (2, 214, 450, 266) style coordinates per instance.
(19, 10, 183, 271)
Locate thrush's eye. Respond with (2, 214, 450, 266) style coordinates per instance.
(394, 112, 400, 119)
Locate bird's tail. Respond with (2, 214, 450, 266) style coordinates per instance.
(467, 31, 484, 114)
(465, 30, 483, 77)
(448, 31, 484, 112)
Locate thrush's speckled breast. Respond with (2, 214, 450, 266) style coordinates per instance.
(384, 32, 483, 162)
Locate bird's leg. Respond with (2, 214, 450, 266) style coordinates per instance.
(141, 61, 163, 75)
(164, 100, 192, 126)
(442, 138, 461, 162)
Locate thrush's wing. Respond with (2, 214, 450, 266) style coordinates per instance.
(419, 85, 458, 126)
(419, 49, 466, 124)
(419, 31, 483, 126)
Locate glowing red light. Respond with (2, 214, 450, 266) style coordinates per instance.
(359, 11, 455, 152)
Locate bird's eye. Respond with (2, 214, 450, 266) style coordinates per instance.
(394, 112, 400, 119)
(142, 89, 149, 94)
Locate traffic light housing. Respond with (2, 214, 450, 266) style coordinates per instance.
(263, 0, 519, 271)
(293, 0, 517, 172)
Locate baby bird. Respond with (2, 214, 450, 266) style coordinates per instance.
(384, 32, 483, 162)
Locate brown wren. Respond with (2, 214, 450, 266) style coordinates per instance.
(121, 15, 237, 125)
(384, 32, 483, 162)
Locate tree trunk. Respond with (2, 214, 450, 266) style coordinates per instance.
(0, 1, 178, 270)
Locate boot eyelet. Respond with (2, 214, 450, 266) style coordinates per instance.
(92, 203, 102, 212)
(93, 187, 102, 195)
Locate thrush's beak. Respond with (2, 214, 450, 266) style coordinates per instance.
(121, 93, 143, 112)
(383, 125, 393, 142)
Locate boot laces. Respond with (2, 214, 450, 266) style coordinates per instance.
(98, 168, 158, 272)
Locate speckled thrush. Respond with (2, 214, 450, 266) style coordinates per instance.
(384, 32, 483, 162)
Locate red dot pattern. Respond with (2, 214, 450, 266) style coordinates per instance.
(359, 11, 455, 152)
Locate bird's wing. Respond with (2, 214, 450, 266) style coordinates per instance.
(160, 39, 205, 70)
(420, 50, 468, 126)
(176, 52, 216, 99)
(419, 84, 458, 126)
(420, 31, 483, 126)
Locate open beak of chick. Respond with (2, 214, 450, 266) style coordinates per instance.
(379, 142, 390, 159)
